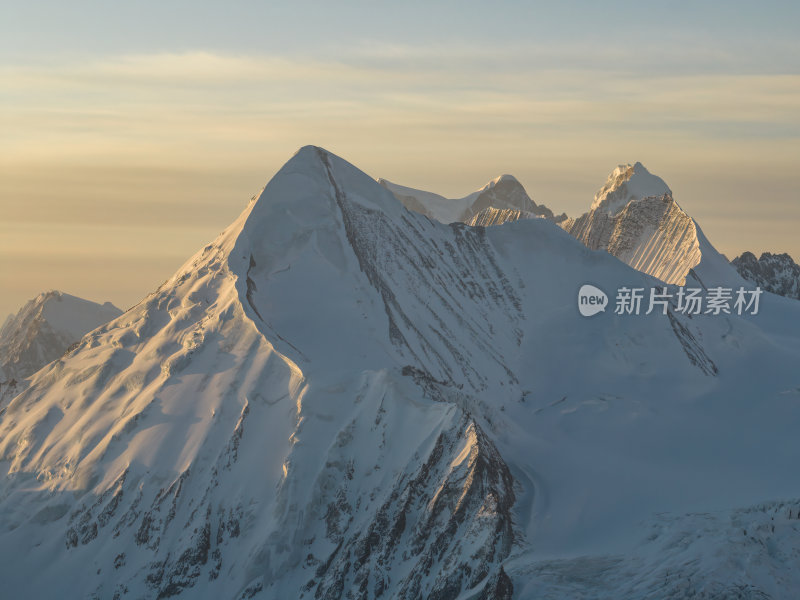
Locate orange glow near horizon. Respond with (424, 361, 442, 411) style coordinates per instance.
(2, 52, 799, 318)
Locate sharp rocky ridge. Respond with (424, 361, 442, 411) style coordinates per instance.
(732, 251, 800, 300)
(2, 146, 800, 599)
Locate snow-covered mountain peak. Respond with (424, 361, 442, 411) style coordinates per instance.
(379, 170, 558, 223)
(0, 146, 532, 597)
(233, 146, 412, 298)
(1, 290, 122, 352)
(0, 290, 122, 394)
(559, 161, 745, 286)
(483, 173, 519, 188)
(37, 290, 120, 341)
(461, 172, 545, 221)
(247, 146, 403, 229)
(591, 161, 672, 215)
(2, 147, 800, 599)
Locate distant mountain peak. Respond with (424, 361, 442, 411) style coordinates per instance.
(0, 290, 122, 388)
(590, 161, 672, 215)
(483, 173, 520, 187)
(562, 163, 741, 286)
(732, 251, 800, 300)
(379, 172, 558, 223)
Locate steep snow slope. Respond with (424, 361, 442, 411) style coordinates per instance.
(733, 251, 800, 300)
(562, 163, 743, 286)
(0, 291, 121, 399)
(1, 148, 800, 599)
(379, 174, 560, 224)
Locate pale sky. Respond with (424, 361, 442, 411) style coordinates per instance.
(2, 1, 799, 319)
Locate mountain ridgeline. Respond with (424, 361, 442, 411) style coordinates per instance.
(1, 147, 800, 599)
(383, 161, 753, 290)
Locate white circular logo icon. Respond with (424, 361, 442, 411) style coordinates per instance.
(578, 284, 608, 317)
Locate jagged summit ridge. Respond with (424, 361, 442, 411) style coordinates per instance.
(732, 251, 800, 300)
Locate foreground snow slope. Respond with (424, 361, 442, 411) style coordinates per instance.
(1, 147, 799, 599)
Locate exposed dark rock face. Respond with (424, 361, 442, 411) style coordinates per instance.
(732, 251, 800, 300)
(667, 311, 718, 376)
(309, 416, 515, 600)
(562, 193, 702, 285)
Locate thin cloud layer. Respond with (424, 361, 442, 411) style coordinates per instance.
(2, 47, 799, 318)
